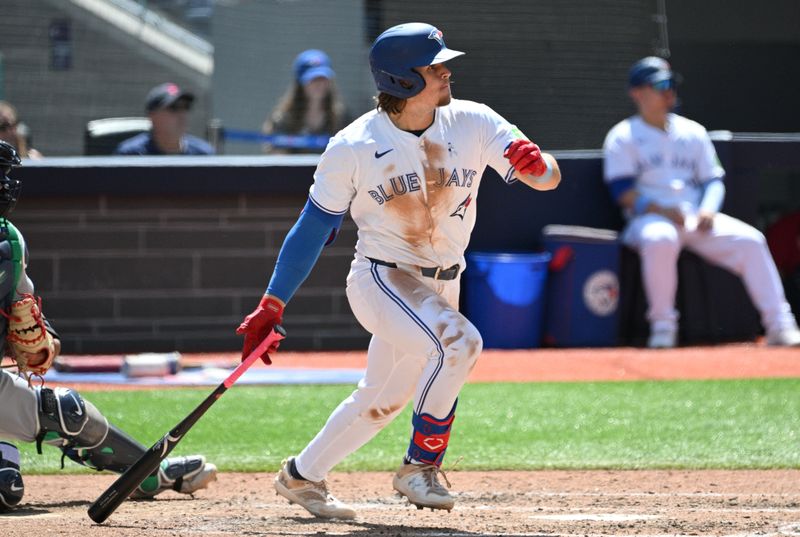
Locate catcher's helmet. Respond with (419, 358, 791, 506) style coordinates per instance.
(0, 141, 22, 219)
(628, 56, 679, 89)
(369, 22, 465, 99)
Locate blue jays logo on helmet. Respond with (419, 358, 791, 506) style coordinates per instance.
(369, 22, 465, 99)
(428, 29, 444, 46)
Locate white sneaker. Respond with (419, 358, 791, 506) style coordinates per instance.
(392, 462, 455, 511)
(647, 328, 677, 349)
(766, 326, 800, 347)
(274, 458, 356, 519)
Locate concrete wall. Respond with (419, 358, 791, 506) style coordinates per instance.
(211, 0, 373, 155)
(13, 188, 367, 354)
(0, 0, 212, 156)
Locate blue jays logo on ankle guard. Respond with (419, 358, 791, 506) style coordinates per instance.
(407, 403, 457, 466)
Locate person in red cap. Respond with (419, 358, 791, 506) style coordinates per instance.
(114, 82, 214, 155)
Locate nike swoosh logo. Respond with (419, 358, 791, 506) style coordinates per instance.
(69, 392, 83, 416)
(374, 149, 394, 159)
(10, 484, 23, 491)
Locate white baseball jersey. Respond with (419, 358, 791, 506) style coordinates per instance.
(602, 113, 797, 339)
(308, 98, 522, 268)
(603, 113, 724, 214)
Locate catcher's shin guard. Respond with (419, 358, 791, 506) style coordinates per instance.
(0, 441, 24, 511)
(35, 387, 146, 472)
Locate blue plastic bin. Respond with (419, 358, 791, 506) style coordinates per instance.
(542, 225, 620, 347)
(463, 252, 551, 349)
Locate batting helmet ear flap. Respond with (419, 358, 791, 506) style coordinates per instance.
(371, 66, 427, 98)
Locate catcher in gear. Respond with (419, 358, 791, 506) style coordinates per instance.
(0, 141, 217, 511)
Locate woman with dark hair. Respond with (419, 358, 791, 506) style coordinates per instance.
(262, 49, 347, 154)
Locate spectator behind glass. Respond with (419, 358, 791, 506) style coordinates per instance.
(114, 83, 214, 155)
(0, 102, 43, 159)
(262, 49, 347, 154)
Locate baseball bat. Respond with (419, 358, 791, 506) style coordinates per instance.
(87, 324, 286, 524)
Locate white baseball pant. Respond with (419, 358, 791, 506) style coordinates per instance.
(294, 255, 482, 482)
(622, 212, 796, 334)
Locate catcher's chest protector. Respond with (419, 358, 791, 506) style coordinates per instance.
(0, 219, 23, 352)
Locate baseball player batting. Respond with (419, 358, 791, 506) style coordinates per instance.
(236, 22, 561, 518)
(603, 57, 800, 348)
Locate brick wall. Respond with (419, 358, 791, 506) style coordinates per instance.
(13, 193, 369, 354)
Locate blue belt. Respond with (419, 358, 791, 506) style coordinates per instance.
(368, 257, 460, 281)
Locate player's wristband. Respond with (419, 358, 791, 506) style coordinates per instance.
(532, 157, 554, 184)
(633, 195, 652, 215)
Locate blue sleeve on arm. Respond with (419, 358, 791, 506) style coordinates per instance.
(699, 177, 726, 213)
(607, 176, 636, 203)
(266, 198, 345, 304)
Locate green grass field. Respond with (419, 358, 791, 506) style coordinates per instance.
(18, 378, 800, 474)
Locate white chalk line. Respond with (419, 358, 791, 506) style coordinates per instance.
(134, 523, 800, 537)
(496, 491, 800, 498)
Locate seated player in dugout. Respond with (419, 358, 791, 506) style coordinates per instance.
(236, 23, 560, 519)
(603, 57, 800, 349)
(0, 141, 217, 511)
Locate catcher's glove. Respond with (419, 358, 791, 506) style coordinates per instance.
(3, 294, 56, 384)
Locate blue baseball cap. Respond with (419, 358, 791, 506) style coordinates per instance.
(294, 49, 335, 86)
(145, 82, 194, 111)
(628, 56, 679, 88)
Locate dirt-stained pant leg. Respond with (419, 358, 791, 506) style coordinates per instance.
(294, 259, 482, 482)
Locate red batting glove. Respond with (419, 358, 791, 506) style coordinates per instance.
(504, 139, 547, 177)
(236, 295, 284, 364)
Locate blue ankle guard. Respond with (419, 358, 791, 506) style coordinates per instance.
(406, 401, 457, 467)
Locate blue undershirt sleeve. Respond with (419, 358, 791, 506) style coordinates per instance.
(698, 177, 725, 213)
(266, 198, 345, 304)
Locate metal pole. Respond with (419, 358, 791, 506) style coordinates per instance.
(653, 0, 671, 58)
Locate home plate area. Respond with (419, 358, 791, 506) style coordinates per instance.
(4, 469, 799, 537)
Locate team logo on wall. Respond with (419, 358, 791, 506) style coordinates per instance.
(582, 270, 619, 316)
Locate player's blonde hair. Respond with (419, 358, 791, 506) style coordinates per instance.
(375, 92, 406, 114)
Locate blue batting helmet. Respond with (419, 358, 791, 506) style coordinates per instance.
(628, 56, 679, 88)
(369, 22, 465, 99)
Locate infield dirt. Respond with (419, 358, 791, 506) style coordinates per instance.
(4, 469, 800, 536)
(4, 343, 800, 536)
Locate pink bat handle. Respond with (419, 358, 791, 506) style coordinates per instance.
(224, 325, 286, 388)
